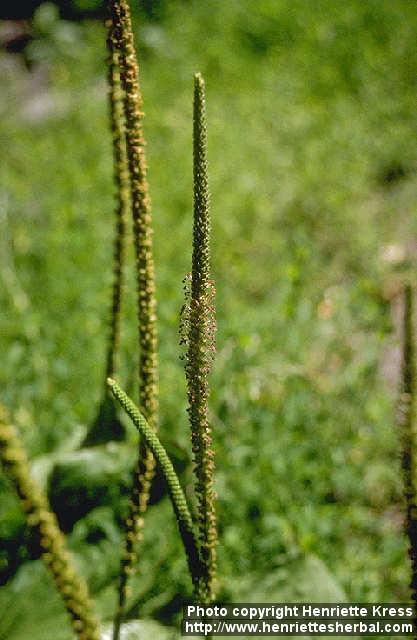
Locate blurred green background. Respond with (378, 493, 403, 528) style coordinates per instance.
(1, 0, 417, 637)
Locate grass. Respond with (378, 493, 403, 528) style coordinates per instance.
(2, 0, 417, 631)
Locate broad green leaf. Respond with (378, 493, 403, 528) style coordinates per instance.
(0, 561, 75, 640)
(101, 620, 180, 640)
(223, 554, 350, 639)
(226, 553, 346, 602)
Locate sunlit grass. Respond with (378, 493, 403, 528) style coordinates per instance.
(1, 1, 417, 623)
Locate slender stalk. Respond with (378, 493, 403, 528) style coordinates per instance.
(109, 1, 159, 635)
(83, 14, 129, 447)
(399, 284, 417, 623)
(184, 73, 217, 603)
(104, 18, 129, 384)
(107, 378, 203, 590)
(0, 408, 101, 640)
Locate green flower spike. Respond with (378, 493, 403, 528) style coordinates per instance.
(107, 378, 203, 591)
(0, 408, 101, 640)
(183, 72, 217, 604)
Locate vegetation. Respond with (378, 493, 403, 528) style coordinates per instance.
(0, 408, 100, 640)
(106, 0, 159, 635)
(107, 377, 203, 596)
(2, 0, 417, 638)
(183, 71, 217, 604)
(82, 3, 129, 448)
(1, 1, 218, 637)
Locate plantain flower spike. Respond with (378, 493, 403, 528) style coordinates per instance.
(398, 284, 417, 610)
(183, 72, 217, 603)
(83, 12, 129, 447)
(107, 377, 204, 590)
(108, 0, 159, 635)
(104, 17, 129, 385)
(0, 406, 101, 640)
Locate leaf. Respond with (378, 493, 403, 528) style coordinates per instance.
(47, 444, 136, 531)
(223, 554, 350, 640)
(226, 553, 346, 602)
(101, 620, 180, 640)
(83, 394, 127, 447)
(0, 561, 74, 640)
(30, 422, 87, 489)
(70, 506, 122, 594)
(0, 485, 26, 583)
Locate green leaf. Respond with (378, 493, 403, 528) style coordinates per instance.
(101, 620, 180, 640)
(47, 445, 136, 531)
(223, 554, 349, 639)
(226, 553, 346, 603)
(70, 506, 122, 594)
(83, 394, 127, 447)
(0, 561, 74, 640)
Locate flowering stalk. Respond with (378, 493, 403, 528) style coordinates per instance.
(107, 378, 203, 590)
(183, 73, 217, 603)
(0, 407, 101, 640)
(104, 19, 129, 385)
(108, 0, 159, 635)
(398, 284, 417, 613)
(83, 13, 129, 447)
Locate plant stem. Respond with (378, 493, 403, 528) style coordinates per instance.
(108, 1, 159, 634)
(104, 17, 129, 384)
(82, 14, 129, 448)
